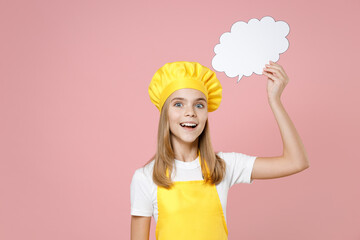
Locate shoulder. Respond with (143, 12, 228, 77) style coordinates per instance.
(217, 151, 257, 185)
(131, 160, 155, 185)
(217, 151, 257, 163)
(216, 151, 257, 173)
(130, 160, 156, 216)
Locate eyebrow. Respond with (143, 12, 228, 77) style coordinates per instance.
(171, 97, 207, 102)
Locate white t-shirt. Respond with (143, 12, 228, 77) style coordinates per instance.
(130, 152, 257, 224)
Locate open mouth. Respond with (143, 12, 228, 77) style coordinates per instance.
(180, 122, 198, 129)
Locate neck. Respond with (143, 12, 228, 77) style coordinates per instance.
(171, 138, 199, 162)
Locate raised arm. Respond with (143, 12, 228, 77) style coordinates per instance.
(251, 61, 310, 180)
(131, 216, 151, 240)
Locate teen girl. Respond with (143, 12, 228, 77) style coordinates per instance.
(130, 61, 309, 240)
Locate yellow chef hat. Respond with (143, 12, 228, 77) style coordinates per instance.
(148, 61, 222, 112)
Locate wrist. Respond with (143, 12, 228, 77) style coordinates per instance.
(268, 96, 282, 105)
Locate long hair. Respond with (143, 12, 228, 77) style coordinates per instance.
(145, 97, 226, 189)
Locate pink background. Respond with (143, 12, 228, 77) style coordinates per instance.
(1, 0, 359, 239)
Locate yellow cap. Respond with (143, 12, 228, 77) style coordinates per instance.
(148, 61, 222, 112)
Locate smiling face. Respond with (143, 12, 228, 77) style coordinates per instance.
(166, 88, 208, 147)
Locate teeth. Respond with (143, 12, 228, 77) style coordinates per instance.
(180, 123, 197, 127)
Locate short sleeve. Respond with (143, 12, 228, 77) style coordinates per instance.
(219, 152, 257, 187)
(130, 169, 153, 216)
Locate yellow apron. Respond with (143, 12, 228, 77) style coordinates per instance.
(156, 155, 228, 240)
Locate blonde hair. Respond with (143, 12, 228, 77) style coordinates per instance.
(145, 97, 226, 189)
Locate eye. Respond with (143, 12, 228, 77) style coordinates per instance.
(196, 103, 204, 108)
(174, 102, 183, 107)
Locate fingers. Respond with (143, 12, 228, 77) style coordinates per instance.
(263, 65, 283, 80)
(265, 62, 283, 74)
(262, 71, 280, 82)
(271, 61, 288, 78)
(263, 61, 289, 83)
(263, 67, 282, 75)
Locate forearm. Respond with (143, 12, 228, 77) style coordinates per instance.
(269, 98, 310, 169)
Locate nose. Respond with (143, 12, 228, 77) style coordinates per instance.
(185, 105, 196, 117)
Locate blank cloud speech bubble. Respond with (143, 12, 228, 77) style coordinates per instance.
(212, 16, 290, 82)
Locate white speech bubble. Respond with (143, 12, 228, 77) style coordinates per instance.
(212, 16, 290, 82)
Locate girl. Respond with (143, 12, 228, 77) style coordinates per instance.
(130, 61, 309, 240)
